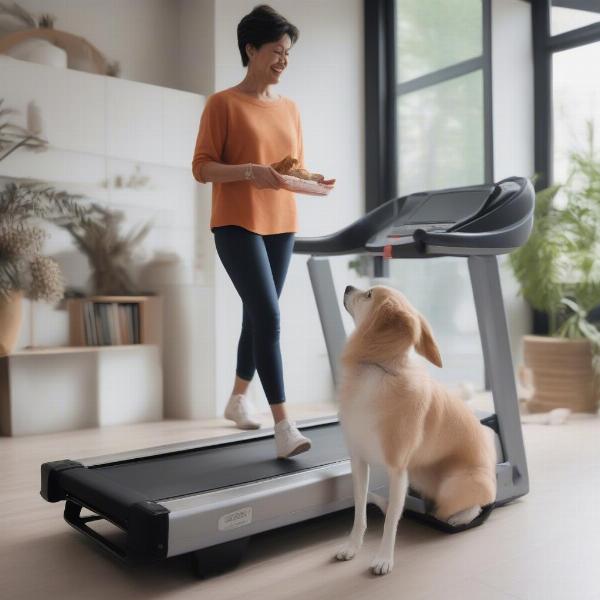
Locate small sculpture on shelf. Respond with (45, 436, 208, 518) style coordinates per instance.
(0, 97, 47, 162)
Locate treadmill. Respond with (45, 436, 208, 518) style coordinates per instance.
(41, 176, 534, 577)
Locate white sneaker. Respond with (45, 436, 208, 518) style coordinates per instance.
(224, 394, 261, 430)
(274, 419, 312, 458)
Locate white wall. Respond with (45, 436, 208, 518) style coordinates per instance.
(178, 0, 215, 95)
(210, 0, 366, 414)
(491, 0, 535, 369)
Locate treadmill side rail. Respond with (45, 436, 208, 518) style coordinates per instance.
(160, 461, 388, 558)
(74, 415, 340, 468)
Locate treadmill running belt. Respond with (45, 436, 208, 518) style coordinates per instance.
(85, 423, 348, 502)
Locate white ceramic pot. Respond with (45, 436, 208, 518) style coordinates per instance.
(5, 37, 67, 68)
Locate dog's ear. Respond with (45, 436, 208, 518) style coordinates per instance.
(415, 314, 443, 367)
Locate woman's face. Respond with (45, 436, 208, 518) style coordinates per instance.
(246, 34, 292, 84)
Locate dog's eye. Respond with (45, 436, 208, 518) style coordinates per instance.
(366, 290, 372, 299)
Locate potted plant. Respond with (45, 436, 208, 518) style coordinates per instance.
(509, 122, 600, 413)
(0, 181, 90, 355)
(62, 204, 151, 296)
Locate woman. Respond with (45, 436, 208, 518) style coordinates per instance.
(192, 5, 319, 458)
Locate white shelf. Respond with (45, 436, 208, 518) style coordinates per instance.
(1, 345, 163, 436)
(12, 344, 155, 356)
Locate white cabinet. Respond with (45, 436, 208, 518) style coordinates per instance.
(0, 345, 163, 436)
(0, 56, 106, 155)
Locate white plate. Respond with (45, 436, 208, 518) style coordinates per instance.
(280, 174, 334, 196)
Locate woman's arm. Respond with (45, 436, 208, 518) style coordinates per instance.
(197, 161, 285, 189)
(196, 161, 248, 183)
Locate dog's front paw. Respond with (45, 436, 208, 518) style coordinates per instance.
(335, 540, 362, 561)
(371, 554, 394, 575)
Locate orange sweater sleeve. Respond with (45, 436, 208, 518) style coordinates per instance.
(192, 94, 227, 183)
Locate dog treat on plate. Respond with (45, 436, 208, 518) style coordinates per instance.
(271, 155, 325, 183)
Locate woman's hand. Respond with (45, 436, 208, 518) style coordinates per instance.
(249, 164, 285, 190)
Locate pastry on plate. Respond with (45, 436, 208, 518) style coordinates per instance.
(271, 156, 326, 183)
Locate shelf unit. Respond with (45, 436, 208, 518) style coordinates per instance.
(67, 295, 162, 347)
(0, 344, 163, 436)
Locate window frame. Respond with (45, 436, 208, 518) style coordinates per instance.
(364, 0, 494, 214)
(532, 0, 600, 191)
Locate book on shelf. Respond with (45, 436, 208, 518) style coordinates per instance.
(69, 297, 158, 347)
(68, 295, 161, 348)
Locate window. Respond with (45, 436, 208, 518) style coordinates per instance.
(551, 2, 600, 36)
(533, 0, 600, 190)
(365, 0, 492, 207)
(395, 0, 489, 196)
(364, 0, 492, 386)
(552, 42, 600, 182)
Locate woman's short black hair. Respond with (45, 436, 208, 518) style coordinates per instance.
(237, 4, 299, 67)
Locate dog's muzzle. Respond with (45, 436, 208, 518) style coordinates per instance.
(343, 285, 357, 313)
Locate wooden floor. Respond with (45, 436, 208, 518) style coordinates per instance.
(2, 399, 600, 600)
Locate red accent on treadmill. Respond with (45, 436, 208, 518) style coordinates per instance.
(383, 245, 392, 259)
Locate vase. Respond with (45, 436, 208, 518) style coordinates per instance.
(4, 37, 68, 68)
(522, 334, 598, 413)
(0, 29, 108, 74)
(0, 291, 23, 357)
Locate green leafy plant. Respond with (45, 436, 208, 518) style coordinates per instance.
(509, 121, 600, 354)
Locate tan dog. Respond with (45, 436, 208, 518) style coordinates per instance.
(335, 284, 496, 575)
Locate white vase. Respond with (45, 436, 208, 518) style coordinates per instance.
(5, 37, 67, 68)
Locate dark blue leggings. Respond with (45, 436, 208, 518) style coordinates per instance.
(212, 225, 295, 405)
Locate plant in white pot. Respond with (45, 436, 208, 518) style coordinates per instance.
(509, 123, 600, 413)
(0, 181, 90, 355)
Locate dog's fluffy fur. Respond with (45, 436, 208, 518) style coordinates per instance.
(335, 285, 496, 575)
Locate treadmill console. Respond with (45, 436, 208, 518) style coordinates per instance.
(366, 185, 495, 249)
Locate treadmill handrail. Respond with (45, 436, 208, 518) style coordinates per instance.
(293, 197, 403, 256)
(413, 212, 533, 255)
(412, 177, 534, 255)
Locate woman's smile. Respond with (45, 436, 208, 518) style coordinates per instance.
(270, 62, 286, 78)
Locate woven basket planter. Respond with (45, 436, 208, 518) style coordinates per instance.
(523, 334, 598, 413)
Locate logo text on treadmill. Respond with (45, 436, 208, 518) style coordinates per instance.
(218, 507, 253, 531)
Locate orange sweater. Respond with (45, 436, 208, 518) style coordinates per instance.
(192, 87, 304, 235)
